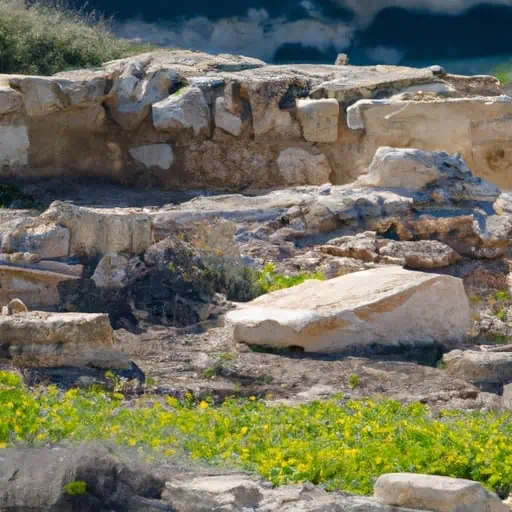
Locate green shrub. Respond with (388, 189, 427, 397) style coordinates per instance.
(0, 0, 154, 75)
(256, 263, 325, 294)
(0, 183, 39, 209)
(64, 480, 87, 496)
(348, 374, 359, 389)
(493, 63, 512, 85)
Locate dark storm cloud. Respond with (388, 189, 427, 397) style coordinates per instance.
(109, 0, 512, 64)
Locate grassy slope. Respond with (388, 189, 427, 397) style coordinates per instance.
(0, 0, 153, 75)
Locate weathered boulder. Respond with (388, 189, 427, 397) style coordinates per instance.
(153, 86, 211, 135)
(107, 66, 180, 130)
(374, 473, 508, 512)
(320, 232, 380, 262)
(296, 98, 339, 143)
(40, 201, 153, 257)
(164, 475, 264, 512)
(227, 267, 471, 352)
(443, 350, 512, 385)
(379, 240, 461, 269)
(361, 147, 500, 202)
(92, 253, 131, 289)
(4, 298, 28, 315)
(362, 147, 469, 190)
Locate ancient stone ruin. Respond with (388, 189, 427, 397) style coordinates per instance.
(3, 49, 512, 510)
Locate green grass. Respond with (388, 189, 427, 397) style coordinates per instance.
(64, 480, 87, 496)
(492, 62, 512, 85)
(256, 263, 325, 294)
(4, 370, 512, 497)
(0, 0, 154, 75)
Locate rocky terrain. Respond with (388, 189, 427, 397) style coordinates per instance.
(3, 50, 512, 510)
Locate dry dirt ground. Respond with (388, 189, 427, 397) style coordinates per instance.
(115, 322, 501, 413)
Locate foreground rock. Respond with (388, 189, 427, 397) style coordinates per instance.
(0, 444, 166, 511)
(227, 267, 471, 352)
(374, 473, 508, 512)
(2, 444, 483, 512)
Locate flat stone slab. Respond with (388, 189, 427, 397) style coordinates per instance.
(227, 267, 470, 353)
(310, 65, 435, 101)
(374, 473, 508, 512)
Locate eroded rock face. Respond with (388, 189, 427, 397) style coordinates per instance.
(227, 267, 471, 352)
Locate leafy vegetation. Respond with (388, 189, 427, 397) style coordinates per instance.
(348, 374, 359, 389)
(493, 63, 512, 85)
(4, 370, 512, 497)
(64, 480, 87, 496)
(256, 263, 325, 294)
(0, 183, 39, 209)
(0, 0, 154, 75)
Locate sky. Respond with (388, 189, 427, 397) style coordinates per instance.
(80, 0, 512, 72)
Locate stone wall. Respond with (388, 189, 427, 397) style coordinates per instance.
(0, 49, 509, 190)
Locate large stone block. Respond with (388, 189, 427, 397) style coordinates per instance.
(227, 267, 471, 352)
(0, 311, 113, 346)
(153, 86, 211, 135)
(0, 263, 81, 309)
(215, 97, 242, 136)
(277, 148, 332, 186)
(0, 124, 29, 167)
(296, 98, 339, 143)
(0, 86, 22, 115)
(0, 311, 126, 369)
(129, 144, 174, 170)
